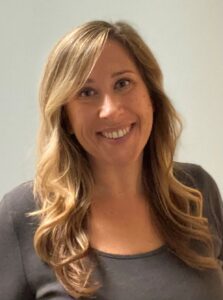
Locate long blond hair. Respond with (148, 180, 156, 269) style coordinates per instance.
(31, 20, 221, 298)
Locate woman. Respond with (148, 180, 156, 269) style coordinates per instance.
(0, 20, 222, 300)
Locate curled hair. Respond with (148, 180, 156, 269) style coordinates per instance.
(30, 20, 221, 298)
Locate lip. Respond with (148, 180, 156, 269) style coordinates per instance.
(97, 123, 136, 143)
(97, 123, 135, 134)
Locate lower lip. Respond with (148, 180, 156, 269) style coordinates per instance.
(98, 123, 136, 144)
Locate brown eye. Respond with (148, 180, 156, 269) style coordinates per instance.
(115, 79, 131, 90)
(79, 88, 96, 97)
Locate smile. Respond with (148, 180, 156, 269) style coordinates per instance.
(100, 125, 133, 139)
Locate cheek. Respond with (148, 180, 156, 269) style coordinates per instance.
(66, 104, 86, 131)
(135, 92, 153, 113)
(69, 110, 95, 138)
(66, 111, 78, 133)
(140, 96, 154, 128)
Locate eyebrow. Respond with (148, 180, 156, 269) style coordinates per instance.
(86, 70, 135, 83)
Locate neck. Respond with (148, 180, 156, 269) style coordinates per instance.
(89, 156, 146, 206)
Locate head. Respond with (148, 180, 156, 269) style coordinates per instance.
(64, 39, 154, 171)
(38, 20, 182, 181)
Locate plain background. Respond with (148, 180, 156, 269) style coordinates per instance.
(0, 0, 222, 199)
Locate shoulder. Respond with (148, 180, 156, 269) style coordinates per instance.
(174, 161, 223, 258)
(173, 161, 207, 184)
(173, 162, 222, 214)
(173, 161, 221, 212)
(0, 182, 56, 298)
(0, 180, 35, 212)
(173, 161, 222, 221)
(173, 161, 222, 213)
(173, 161, 220, 194)
(0, 180, 37, 226)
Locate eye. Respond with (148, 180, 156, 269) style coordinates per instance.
(115, 78, 131, 90)
(78, 87, 96, 98)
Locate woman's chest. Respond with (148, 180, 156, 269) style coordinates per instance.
(92, 249, 223, 300)
(88, 202, 165, 255)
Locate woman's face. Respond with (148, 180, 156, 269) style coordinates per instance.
(65, 40, 154, 167)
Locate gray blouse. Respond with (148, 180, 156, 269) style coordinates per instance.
(0, 162, 222, 299)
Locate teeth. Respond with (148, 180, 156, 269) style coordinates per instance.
(101, 126, 131, 139)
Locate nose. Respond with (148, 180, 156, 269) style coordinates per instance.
(99, 93, 123, 119)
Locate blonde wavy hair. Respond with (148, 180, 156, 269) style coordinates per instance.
(31, 20, 221, 298)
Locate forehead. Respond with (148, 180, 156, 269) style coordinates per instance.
(87, 40, 139, 79)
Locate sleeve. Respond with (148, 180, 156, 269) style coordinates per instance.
(199, 166, 223, 261)
(0, 194, 34, 300)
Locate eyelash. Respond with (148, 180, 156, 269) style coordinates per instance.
(78, 78, 132, 98)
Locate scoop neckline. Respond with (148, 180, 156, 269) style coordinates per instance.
(91, 244, 167, 259)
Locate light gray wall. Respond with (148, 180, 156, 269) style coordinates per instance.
(1, 0, 223, 198)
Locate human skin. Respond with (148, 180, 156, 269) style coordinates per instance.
(64, 40, 164, 254)
(65, 40, 154, 176)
